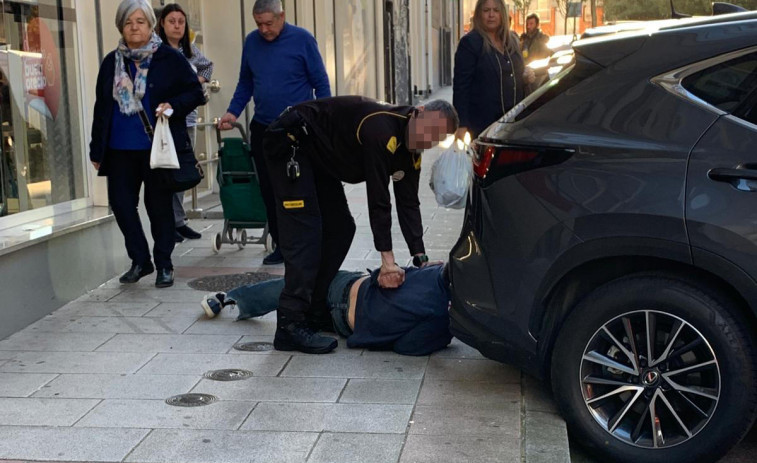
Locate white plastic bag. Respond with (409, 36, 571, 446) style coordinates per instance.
(429, 142, 473, 209)
(149, 115, 179, 169)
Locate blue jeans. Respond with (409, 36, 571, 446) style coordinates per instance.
(228, 270, 364, 337)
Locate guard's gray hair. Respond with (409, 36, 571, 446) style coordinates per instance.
(115, 0, 156, 33)
(420, 99, 459, 131)
(253, 0, 284, 15)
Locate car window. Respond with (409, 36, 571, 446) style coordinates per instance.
(513, 55, 602, 122)
(481, 58, 601, 141)
(681, 52, 757, 114)
(742, 102, 757, 125)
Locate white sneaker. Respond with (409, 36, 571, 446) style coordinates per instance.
(201, 292, 226, 318)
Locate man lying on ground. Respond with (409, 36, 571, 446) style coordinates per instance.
(201, 263, 452, 356)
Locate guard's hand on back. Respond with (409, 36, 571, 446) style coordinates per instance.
(378, 263, 405, 288)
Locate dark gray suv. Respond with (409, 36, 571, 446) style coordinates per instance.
(449, 12, 757, 463)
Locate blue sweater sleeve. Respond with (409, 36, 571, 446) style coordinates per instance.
(304, 35, 331, 98)
(227, 34, 255, 117)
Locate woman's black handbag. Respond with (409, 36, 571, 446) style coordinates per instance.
(136, 108, 204, 192)
(157, 150, 204, 192)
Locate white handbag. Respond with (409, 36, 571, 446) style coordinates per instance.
(149, 115, 179, 169)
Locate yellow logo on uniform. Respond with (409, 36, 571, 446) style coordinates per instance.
(386, 136, 398, 154)
(283, 200, 305, 209)
(413, 153, 422, 170)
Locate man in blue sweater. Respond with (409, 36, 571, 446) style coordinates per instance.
(218, 0, 330, 265)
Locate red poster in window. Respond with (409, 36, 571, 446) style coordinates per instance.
(24, 17, 61, 120)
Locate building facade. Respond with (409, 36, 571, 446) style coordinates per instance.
(0, 0, 462, 339)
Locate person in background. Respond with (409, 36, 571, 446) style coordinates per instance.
(520, 12, 550, 64)
(201, 263, 452, 356)
(217, 0, 330, 265)
(453, 0, 534, 141)
(508, 15, 520, 48)
(89, 0, 204, 288)
(260, 96, 458, 354)
(157, 3, 213, 243)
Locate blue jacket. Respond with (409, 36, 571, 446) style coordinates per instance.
(227, 23, 330, 125)
(453, 30, 526, 138)
(349, 265, 452, 356)
(89, 44, 205, 176)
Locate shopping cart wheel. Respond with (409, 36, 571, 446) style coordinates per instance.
(212, 232, 222, 254)
(238, 230, 247, 250)
(265, 231, 275, 253)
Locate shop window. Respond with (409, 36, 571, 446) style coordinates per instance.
(0, 0, 85, 218)
(313, 0, 336, 96)
(334, 0, 377, 98)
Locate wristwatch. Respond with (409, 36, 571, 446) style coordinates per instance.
(412, 254, 429, 267)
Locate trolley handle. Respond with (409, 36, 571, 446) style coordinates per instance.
(216, 121, 249, 146)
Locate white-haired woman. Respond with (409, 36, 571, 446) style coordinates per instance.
(89, 0, 205, 288)
(453, 0, 534, 140)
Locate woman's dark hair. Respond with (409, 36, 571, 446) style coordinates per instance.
(156, 3, 192, 58)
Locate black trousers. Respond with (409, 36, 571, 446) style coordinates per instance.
(249, 120, 278, 246)
(106, 149, 175, 270)
(263, 125, 356, 323)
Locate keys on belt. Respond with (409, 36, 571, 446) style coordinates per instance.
(287, 145, 300, 181)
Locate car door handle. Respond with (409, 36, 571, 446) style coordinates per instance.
(708, 167, 757, 182)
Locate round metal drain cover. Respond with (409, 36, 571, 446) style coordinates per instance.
(233, 341, 275, 352)
(165, 393, 218, 407)
(203, 369, 254, 381)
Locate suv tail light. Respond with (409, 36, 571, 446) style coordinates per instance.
(472, 143, 574, 184)
(473, 145, 539, 178)
(473, 145, 496, 177)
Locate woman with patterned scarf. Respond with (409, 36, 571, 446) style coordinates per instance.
(89, 0, 205, 288)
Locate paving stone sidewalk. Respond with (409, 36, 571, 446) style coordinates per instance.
(0, 89, 569, 463)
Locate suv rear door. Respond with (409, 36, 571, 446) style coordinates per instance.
(682, 49, 757, 292)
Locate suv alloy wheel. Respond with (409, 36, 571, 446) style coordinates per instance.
(551, 273, 757, 463)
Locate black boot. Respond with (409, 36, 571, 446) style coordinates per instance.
(119, 262, 155, 284)
(155, 268, 174, 288)
(274, 321, 338, 354)
(308, 310, 336, 333)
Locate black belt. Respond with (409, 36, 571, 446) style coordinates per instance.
(272, 106, 309, 142)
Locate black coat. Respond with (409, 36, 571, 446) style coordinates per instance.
(453, 30, 526, 138)
(89, 44, 205, 176)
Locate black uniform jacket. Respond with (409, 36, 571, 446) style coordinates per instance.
(294, 96, 425, 255)
(89, 44, 205, 176)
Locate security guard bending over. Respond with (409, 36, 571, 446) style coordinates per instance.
(263, 96, 459, 354)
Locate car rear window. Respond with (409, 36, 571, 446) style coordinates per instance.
(682, 52, 757, 113)
(514, 55, 602, 122)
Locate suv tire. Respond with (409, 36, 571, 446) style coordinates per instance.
(551, 273, 757, 463)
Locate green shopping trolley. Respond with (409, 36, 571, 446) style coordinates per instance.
(210, 122, 273, 254)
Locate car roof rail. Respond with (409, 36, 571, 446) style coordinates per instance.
(659, 11, 757, 31)
(713, 2, 749, 15)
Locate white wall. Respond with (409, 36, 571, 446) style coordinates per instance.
(77, 0, 108, 206)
